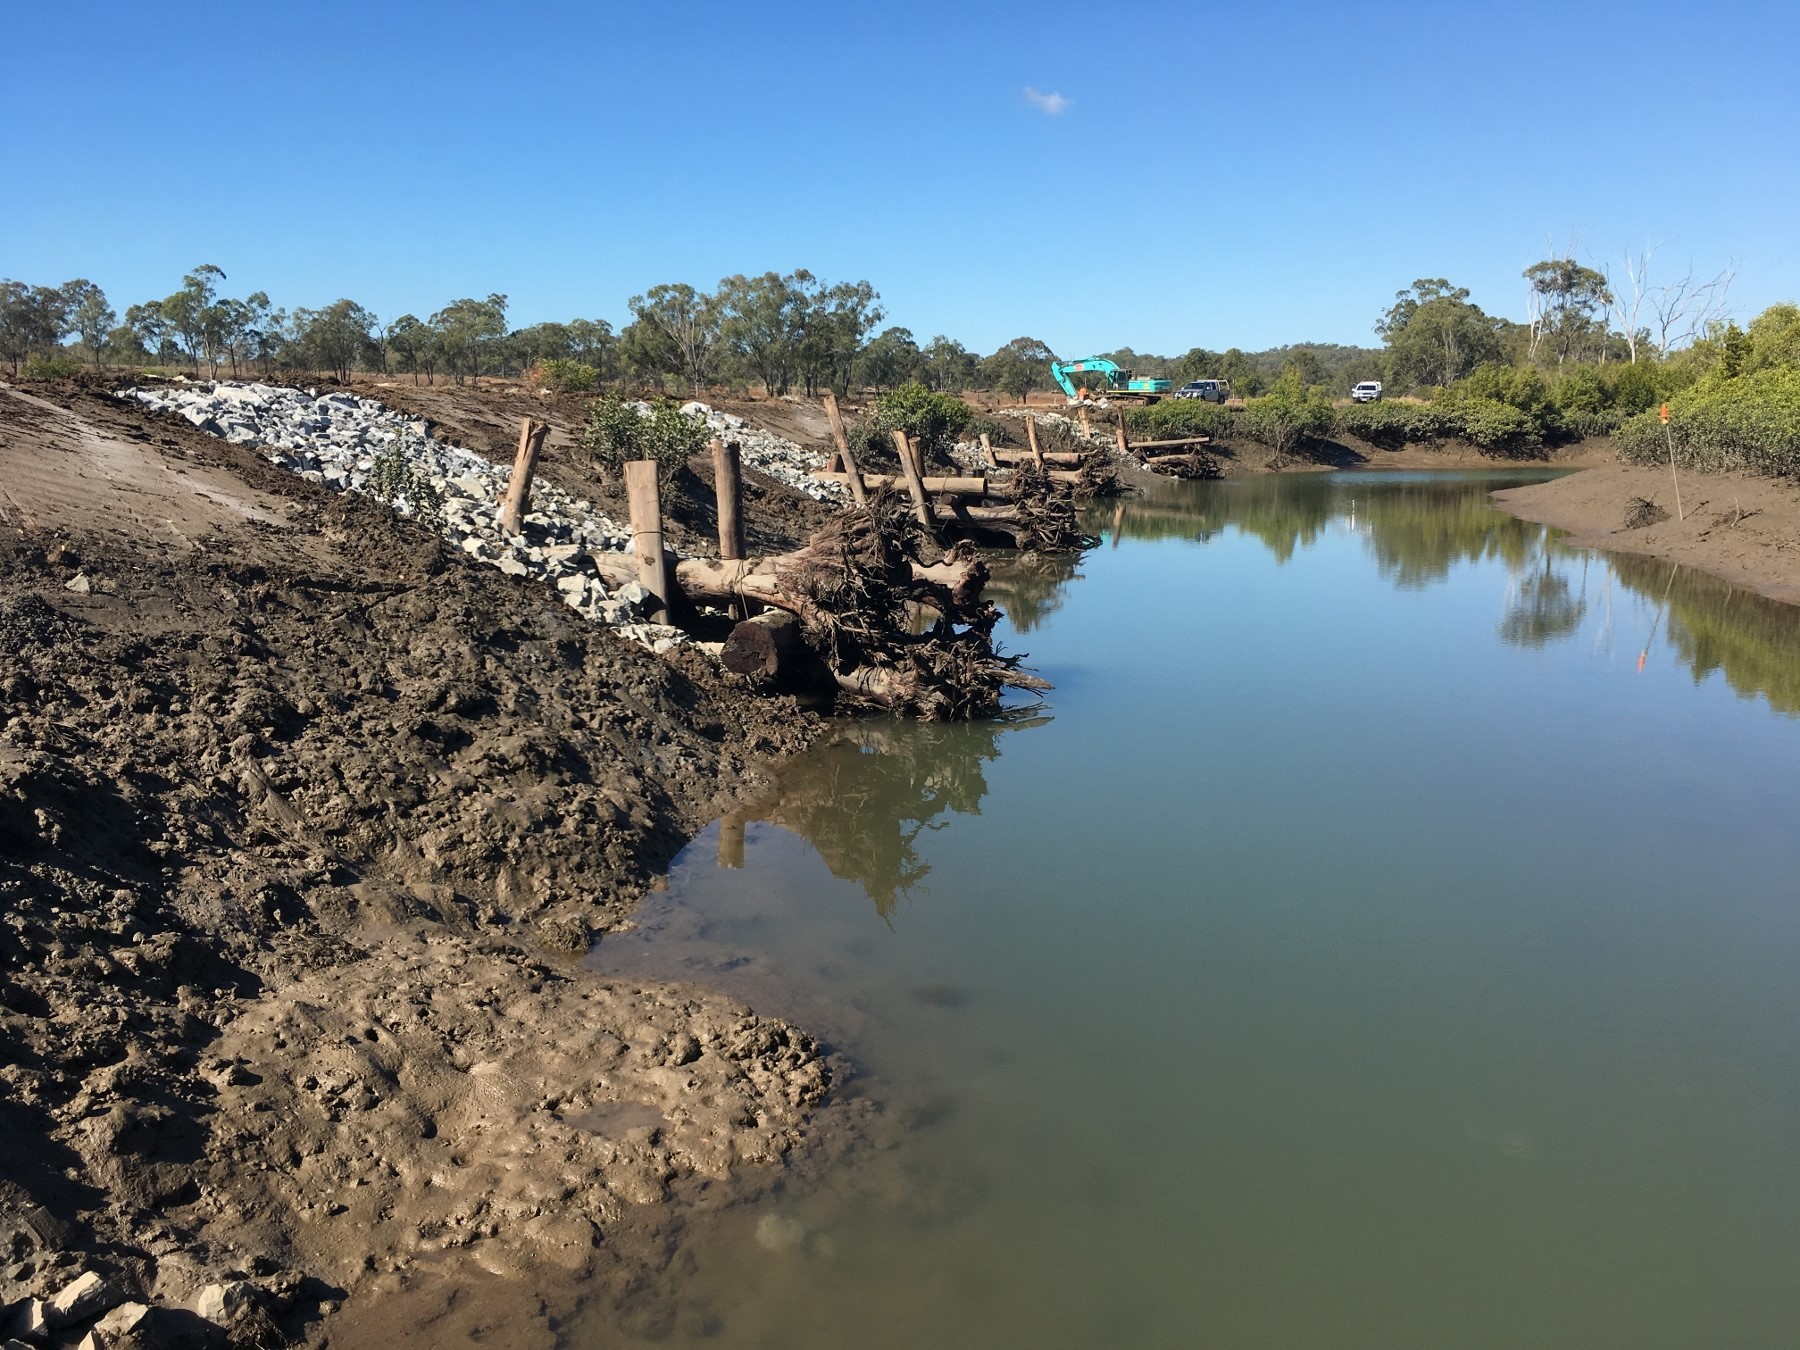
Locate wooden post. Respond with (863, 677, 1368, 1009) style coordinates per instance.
(1024, 415, 1047, 468)
(979, 432, 998, 467)
(711, 438, 745, 561)
(1078, 407, 1093, 437)
(890, 429, 935, 530)
(820, 390, 867, 508)
(1115, 410, 1131, 457)
(717, 815, 746, 869)
(624, 460, 670, 617)
(905, 432, 926, 478)
(499, 417, 549, 536)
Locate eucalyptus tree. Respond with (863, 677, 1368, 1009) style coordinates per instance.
(856, 326, 922, 392)
(430, 294, 508, 383)
(158, 264, 228, 373)
(980, 336, 1055, 402)
(628, 283, 720, 393)
(1523, 258, 1612, 365)
(384, 314, 435, 383)
(124, 302, 175, 366)
(1376, 279, 1502, 388)
(921, 335, 978, 392)
(564, 318, 617, 379)
(0, 280, 72, 373)
(59, 280, 114, 368)
(294, 300, 381, 380)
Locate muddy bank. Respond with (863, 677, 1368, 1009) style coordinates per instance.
(0, 380, 846, 1345)
(1492, 464, 1800, 606)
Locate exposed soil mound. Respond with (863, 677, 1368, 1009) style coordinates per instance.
(0, 380, 837, 1344)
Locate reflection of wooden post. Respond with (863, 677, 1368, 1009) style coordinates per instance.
(1078, 407, 1093, 437)
(624, 460, 669, 617)
(890, 429, 935, 529)
(717, 815, 745, 869)
(500, 417, 549, 536)
(820, 390, 867, 507)
(711, 438, 744, 561)
(979, 432, 998, 467)
(1024, 415, 1046, 468)
(1115, 410, 1131, 456)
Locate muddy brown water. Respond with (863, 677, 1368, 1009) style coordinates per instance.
(581, 471, 1800, 1348)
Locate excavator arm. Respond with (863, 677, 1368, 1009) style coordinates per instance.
(1050, 357, 1122, 399)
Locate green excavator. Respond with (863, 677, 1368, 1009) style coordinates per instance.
(1050, 357, 1171, 404)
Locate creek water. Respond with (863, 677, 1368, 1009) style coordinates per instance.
(584, 471, 1800, 1349)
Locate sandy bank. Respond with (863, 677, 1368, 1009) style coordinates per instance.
(1491, 464, 1800, 606)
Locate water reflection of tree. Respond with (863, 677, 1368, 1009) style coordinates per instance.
(1358, 484, 1542, 588)
(759, 717, 1047, 922)
(1608, 553, 1800, 715)
(984, 553, 1083, 633)
(1096, 474, 1549, 580)
(1497, 553, 1588, 647)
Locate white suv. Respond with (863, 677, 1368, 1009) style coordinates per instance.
(1350, 381, 1383, 403)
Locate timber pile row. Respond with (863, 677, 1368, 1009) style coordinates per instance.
(527, 434, 1050, 720)
(812, 396, 1108, 553)
(1108, 409, 1224, 480)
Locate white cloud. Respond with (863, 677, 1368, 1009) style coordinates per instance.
(1023, 87, 1070, 116)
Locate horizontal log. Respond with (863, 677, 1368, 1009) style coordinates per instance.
(812, 470, 988, 496)
(990, 448, 1085, 467)
(722, 609, 807, 680)
(938, 502, 1020, 524)
(593, 550, 985, 620)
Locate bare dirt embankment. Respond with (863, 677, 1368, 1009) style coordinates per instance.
(1491, 465, 1800, 606)
(0, 378, 863, 1346)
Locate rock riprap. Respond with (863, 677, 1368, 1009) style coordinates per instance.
(675, 400, 845, 503)
(126, 382, 692, 651)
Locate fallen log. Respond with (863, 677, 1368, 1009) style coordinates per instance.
(813, 470, 988, 496)
(990, 448, 1085, 468)
(1143, 452, 1223, 480)
(592, 551, 985, 622)
(612, 495, 1046, 718)
(721, 608, 808, 680)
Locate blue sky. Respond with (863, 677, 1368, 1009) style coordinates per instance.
(3, 0, 1795, 357)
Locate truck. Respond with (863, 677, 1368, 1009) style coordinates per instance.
(1050, 357, 1172, 404)
(1175, 379, 1230, 403)
(1350, 380, 1383, 403)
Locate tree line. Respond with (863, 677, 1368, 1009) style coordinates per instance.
(2, 250, 1786, 426)
(0, 265, 1064, 401)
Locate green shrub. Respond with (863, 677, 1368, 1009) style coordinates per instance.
(22, 355, 81, 381)
(528, 358, 598, 393)
(1616, 367, 1800, 477)
(1124, 400, 1237, 442)
(1440, 394, 1541, 455)
(1552, 409, 1622, 440)
(869, 382, 973, 464)
(368, 434, 445, 528)
(1459, 364, 1554, 421)
(1336, 401, 1452, 448)
(1238, 371, 1335, 454)
(580, 394, 709, 486)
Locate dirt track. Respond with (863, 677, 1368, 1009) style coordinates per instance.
(0, 380, 845, 1344)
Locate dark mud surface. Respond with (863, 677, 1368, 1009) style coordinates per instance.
(0, 380, 853, 1345)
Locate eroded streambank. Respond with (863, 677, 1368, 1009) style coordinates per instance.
(0, 381, 859, 1347)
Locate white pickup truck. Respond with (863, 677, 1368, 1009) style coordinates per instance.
(1350, 381, 1383, 403)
